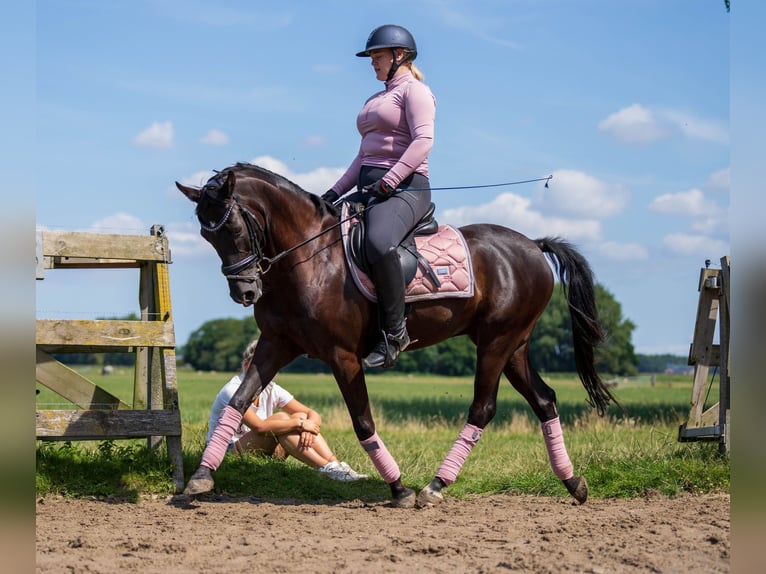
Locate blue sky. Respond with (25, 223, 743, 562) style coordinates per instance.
(32, 0, 731, 356)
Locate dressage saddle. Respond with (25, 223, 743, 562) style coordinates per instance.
(347, 202, 442, 288)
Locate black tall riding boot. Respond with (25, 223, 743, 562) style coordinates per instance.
(363, 250, 410, 369)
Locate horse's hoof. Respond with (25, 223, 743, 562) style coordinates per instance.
(416, 485, 444, 508)
(183, 466, 215, 496)
(563, 475, 588, 504)
(390, 487, 416, 509)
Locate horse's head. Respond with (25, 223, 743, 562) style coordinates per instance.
(176, 168, 266, 306)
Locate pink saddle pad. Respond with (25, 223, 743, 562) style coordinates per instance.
(340, 204, 475, 303)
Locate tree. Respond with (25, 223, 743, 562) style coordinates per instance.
(182, 317, 259, 371)
(530, 283, 637, 375)
(595, 285, 638, 376)
(392, 336, 475, 376)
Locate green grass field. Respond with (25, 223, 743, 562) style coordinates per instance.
(36, 368, 729, 502)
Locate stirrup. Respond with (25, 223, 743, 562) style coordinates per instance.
(363, 327, 410, 369)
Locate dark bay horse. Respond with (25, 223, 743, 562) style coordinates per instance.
(177, 162, 617, 507)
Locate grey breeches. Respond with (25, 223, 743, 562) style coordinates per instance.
(358, 166, 432, 264)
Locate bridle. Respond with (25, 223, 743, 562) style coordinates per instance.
(198, 192, 268, 282)
(198, 189, 359, 283)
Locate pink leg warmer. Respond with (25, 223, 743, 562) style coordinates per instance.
(360, 432, 401, 483)
(200, 406, 242, 471)
(436, 423, 483, 486)
(542, 417, 574, 480)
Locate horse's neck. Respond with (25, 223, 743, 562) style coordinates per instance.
(248, 192, 332, 260)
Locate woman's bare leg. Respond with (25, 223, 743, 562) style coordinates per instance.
(234, 431, 278, 455)
(276, 433, 332, 468)
(307, 434, 339, 464)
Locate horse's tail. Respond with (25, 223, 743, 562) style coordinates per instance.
(535, 237, 618, 416)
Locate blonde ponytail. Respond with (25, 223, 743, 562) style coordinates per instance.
(410, 62, 424, 81)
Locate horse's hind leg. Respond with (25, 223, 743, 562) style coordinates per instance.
(504, 348, 588, 504)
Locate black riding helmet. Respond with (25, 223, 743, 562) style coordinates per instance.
(356, 24, 417, 81)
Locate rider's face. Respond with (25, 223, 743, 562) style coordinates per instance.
(369, 48, 405, 82)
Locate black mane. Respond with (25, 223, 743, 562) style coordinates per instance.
(209, 162, 332, 216)
(229, 162, 308, 196)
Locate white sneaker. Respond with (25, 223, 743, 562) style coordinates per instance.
(318, 461, 368, 482)
(338, 461, 368, 480)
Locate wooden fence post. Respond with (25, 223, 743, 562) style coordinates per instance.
(678, 256, 730, 455)
(35, 225, 185, 491)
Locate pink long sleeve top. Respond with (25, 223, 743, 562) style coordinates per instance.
(331, 70, 436, 194)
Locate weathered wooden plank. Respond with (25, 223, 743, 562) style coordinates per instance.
(40, 230, 171, 262)
(688, 272, 719, 366)
(36, 349, 130, 410)
(45, 257, 142, 270)
(36, 319, 175, 348)
(36, 409, 182, 439)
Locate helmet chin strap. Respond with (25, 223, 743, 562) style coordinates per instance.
(386, 49, 413, 81)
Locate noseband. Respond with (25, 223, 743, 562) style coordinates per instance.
(198, 192, 267, 282)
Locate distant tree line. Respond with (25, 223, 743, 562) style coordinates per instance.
(57, 286, 686, 376)
(179, 284, 678, 376)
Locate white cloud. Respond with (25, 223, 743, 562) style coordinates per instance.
(178, 170, 216, 188)
(705, 167, 730, 194)
(249, 155, 344, 194)
(658, 109, 729, 144)
(134, 121, 174, 148)
(440, 192, 602, 242)
(539, 169, 628, 217)
(649, 188, 721, 217)
(599, 104, 728, 145)
(598, 104, 668, 144)
(200, 129, 229, 146)
(302, 135, 325, 147)
(650, 187, 728, 258)
(662, 233, 729, 258)
(690, 214, 729, 237)
(164, 221, 214, 257)
(88, 213, 146, 234)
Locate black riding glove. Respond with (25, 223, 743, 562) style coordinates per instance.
(363, 179, 396, 199)
(321, 190, 340, 204)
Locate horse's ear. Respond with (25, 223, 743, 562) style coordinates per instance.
(223, 170, 237, 199)
(176, 181, 202, 203)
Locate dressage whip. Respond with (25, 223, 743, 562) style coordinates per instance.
(397, 174, 553, 192)
(332, 174, 553, 205)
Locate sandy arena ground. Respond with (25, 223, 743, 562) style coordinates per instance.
(35, 491, 729, 573)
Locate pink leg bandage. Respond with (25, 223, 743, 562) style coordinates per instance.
(360, 432, 400, 484)
(436, 423, 483, 486)
(200, 406, 242, 471)
(542, 417, 574, 480)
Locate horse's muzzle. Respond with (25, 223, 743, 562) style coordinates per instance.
(228, 277, 262, 307)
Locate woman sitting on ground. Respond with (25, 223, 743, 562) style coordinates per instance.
(207, 339, 367, 482)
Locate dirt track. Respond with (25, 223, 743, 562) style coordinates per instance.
(35, 491, 729, 573)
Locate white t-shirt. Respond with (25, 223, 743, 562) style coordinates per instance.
(206, 375, 295, 444)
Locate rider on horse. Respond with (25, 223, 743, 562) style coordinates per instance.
(322, 24, 436, 369)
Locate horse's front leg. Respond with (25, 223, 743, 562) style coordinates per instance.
(416, 380, 497, 508)
(332, 354, 415, 508)
(184, 341, 288, 497)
